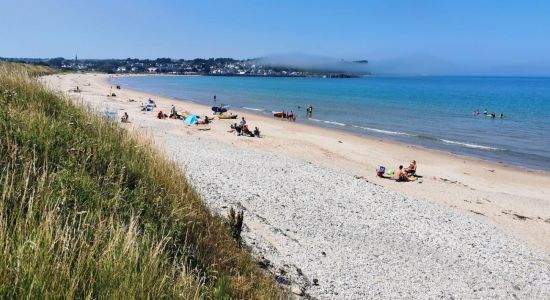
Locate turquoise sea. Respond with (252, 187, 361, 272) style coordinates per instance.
(112, 75, 550, 171)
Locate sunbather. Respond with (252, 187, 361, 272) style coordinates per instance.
(394, 165, 409, 182)
(405, 160, 417, 175)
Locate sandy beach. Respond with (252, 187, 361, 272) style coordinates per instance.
(42, 73, 550, 298)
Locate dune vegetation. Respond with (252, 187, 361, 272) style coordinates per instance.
(0, 62, 282, 299)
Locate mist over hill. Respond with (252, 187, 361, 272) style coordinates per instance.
(255, 53, 370, 74)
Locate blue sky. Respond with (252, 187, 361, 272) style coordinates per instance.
(1, 0, 550, 74)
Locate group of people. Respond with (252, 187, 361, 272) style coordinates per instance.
(376, 160, 417, 182)
(230, 117, 260, 137)
(139, 99, 262, 136)
(473, 109, 504, 119)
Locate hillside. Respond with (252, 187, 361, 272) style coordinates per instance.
(0, 62, 282, 299)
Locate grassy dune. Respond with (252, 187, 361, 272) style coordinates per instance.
(0, 62, 282, 299)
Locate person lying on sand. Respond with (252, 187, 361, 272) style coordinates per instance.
(405, 160, 417, 175)
(394, 165, 409, 182)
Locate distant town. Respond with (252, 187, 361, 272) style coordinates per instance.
(0, 56, 368, 78)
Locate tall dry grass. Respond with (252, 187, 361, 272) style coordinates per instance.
(0, 62, 283, 299)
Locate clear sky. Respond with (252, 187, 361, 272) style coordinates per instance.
(1, 0, 550, 74)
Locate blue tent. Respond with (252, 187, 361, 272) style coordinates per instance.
(184, 114, 198, 125)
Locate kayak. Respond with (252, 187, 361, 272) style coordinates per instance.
(218, 114, 238, 119)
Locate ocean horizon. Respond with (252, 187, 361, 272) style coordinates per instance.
(112, 75, 550, 171)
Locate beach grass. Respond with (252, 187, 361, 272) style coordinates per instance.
(0, 62, 282, 299)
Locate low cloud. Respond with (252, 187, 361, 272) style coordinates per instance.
(256, 53, 370, 74)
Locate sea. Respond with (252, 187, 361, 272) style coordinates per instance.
(111, 75, 550, 171)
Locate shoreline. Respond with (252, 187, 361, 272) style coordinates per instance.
(110, 73, 550, 173)
(42, 73, 550, 254)
(110, 73, 549, 176)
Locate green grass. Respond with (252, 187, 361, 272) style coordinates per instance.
(0, 62, 283, 299)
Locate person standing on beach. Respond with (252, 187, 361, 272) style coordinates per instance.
(240, 117, 246, 127)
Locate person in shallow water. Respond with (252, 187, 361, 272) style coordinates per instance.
(306, 105, 313, 117)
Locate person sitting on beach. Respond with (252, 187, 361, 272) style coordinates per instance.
(394, 165, 409, 182)
(241, 125, 254, 137)
(405, 160, 417, 175)
(203, 115, 210, 124)
(169, 105, 179, 118)
(157, 111, 166, 119)
(240, 117, 246, 127)
(148, 98, 157, 107)
(121, 112, 129, 123)
(231, 123, 242, 135)
(254, 126, 261, 137)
